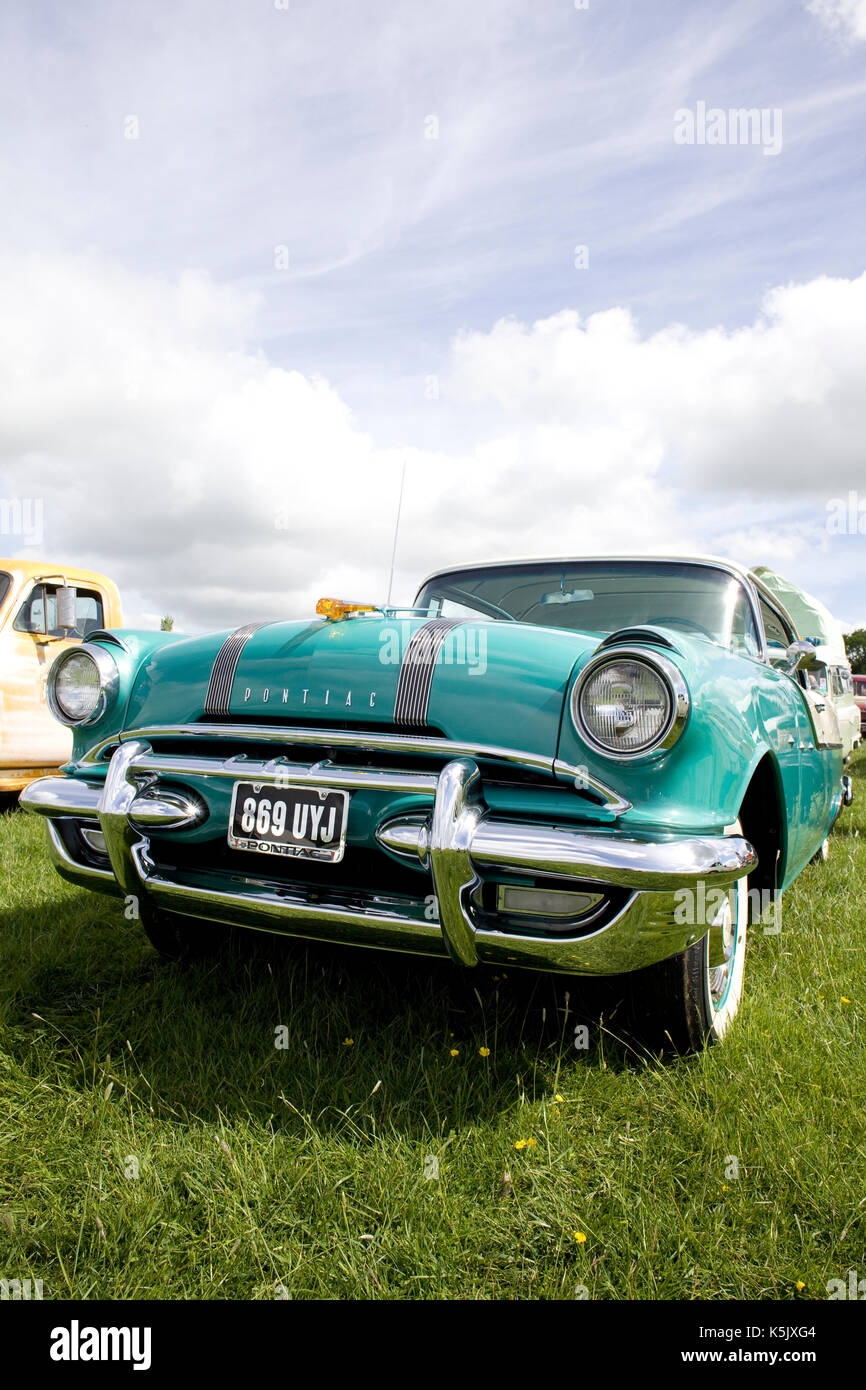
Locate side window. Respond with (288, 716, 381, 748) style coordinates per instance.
(74, 589, 104, 636)
(760, 598, 793, 664)
(730, 589, 760, 656)
(13, 584, 104, 638)
(13, 584, 57, 635)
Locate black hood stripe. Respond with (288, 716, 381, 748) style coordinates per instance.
(204, 622, 272, 716)
(394, 619, 463, 727)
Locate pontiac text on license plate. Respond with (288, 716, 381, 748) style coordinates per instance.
(228, 783, 349, 862)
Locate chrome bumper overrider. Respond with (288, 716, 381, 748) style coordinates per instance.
(20, 738, 758, 976)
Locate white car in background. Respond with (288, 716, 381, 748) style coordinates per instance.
(751, 567, 860, 764)
(806, 657, 861, 763)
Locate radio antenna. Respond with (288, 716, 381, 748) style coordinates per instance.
(386, 456, 407, 606)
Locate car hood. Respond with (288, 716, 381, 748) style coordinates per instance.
(121, 615, 604, 761)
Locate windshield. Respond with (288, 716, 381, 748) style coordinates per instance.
(415, 561, 760, 653)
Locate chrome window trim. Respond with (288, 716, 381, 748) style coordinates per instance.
(748, 577, 800, 669)
(570, 646, 690, 762)
(46, 642, 120, 727)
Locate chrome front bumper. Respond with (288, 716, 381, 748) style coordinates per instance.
(21, 739, 758, 977)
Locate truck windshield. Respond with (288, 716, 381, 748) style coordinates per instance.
(415, 561, 760, 653)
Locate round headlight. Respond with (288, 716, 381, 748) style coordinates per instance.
(571, 651, 688, 758)
(47, 645, 117, 727)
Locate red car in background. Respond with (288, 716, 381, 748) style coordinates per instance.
(854, 674, 866, 735)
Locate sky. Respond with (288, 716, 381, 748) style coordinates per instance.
(1, 0, 865, 632)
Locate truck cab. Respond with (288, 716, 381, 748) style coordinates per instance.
(0, 560, 122, 791)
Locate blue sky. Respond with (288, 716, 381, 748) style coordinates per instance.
(1, 0, 865, 628)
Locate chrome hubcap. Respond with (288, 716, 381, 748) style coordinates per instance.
(708, 897, 736, 1009)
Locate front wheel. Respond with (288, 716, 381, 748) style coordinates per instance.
(140, 905, 244, 963)
(618, 827, 750, 1053)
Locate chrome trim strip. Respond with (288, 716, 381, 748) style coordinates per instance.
(128, 752, 440, 797)
(204, 622, 272, 717)
(393, 618, 463, 728)
(88, 724, 630, 814)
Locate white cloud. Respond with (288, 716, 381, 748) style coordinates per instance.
(1, 250, 864, 632)
(447, 273, 866, 495)
(807, 0, 866, 40)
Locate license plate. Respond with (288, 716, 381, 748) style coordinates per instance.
(228, 782, 349, 862)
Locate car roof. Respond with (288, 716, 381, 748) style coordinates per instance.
(416, 553, 755, 593)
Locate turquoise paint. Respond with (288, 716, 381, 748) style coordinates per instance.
(71, 611, 841, 893)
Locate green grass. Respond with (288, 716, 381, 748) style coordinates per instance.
(1, 755, 864, 1300)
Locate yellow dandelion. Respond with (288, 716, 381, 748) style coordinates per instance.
(555, 1094, 564, 1103)
(722, 1184, 729, 1192)
(841, 996, 852, 1004)
(449, 1048, 459, 1057)
(574, 1231, 587, 1244)
(795, 1280, 805, 1292)
(479, 1046, 490, 1057)
(514, 1139, 527, 1150)
(343, 1037, 354, 1046)
(526, 1137, 537, 1148)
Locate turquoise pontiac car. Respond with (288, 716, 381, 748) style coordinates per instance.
(21, 556, 852, 1051)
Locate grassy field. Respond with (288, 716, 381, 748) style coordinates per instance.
(1, 754, 864, 1301)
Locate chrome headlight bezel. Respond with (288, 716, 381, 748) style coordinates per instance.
(46, 643, 119, 728)
(570, 647, 690, 761)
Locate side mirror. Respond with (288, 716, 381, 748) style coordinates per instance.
(785, 639, 817, 677)
(56, 585, 77, 631)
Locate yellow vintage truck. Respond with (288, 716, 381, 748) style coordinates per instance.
(0, 559, 122, 792)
